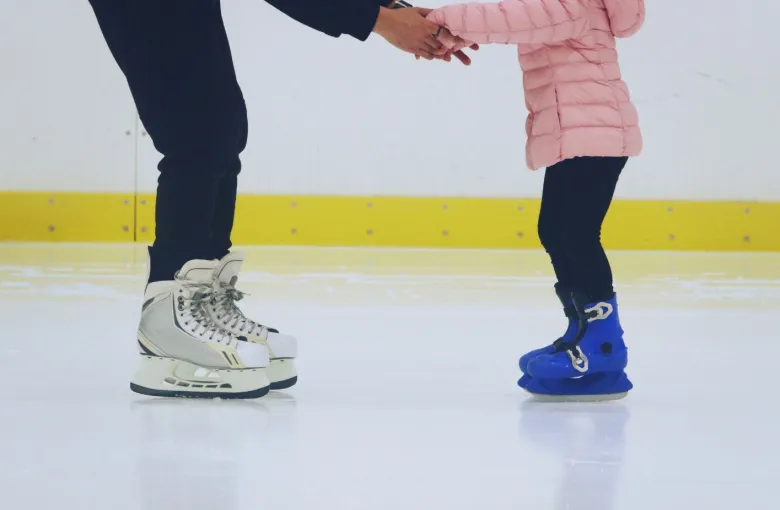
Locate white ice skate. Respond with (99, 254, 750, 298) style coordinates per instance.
(208, 252, 298, 390)
(131, 259, 271, 399)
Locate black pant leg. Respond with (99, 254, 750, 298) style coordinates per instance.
(558, 157, 626, 301)
(209, 18, 248, 260)
(538, 160, 574, 289)
(88, 0, 247, 280)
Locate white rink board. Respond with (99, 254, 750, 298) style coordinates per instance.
(2, 1, 780, 201)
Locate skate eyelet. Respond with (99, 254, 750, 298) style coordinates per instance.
(584, 302, 613, 322)
(567, 346, 589, 373)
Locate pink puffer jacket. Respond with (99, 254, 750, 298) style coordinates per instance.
(428, 0, 645, 170)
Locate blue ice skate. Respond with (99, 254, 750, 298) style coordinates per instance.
(525, 293, 632, 401)
(517, 285, 578, 389)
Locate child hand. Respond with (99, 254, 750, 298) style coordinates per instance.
(436, 26, 468, 51)
(438, 41, 480, 65)
(440, 30, 479, 65)
(409, 7, 477, 64)
(415, 28, 478, 65)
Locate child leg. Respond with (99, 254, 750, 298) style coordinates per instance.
(518, 161, 580, 381)
(524, 157, 631, 400)
(558, 157, 626, 302)
(537, 159, 574, 289)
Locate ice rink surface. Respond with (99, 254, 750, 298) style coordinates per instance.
(1, 243, 779, 510)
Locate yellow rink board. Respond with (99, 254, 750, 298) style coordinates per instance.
(2, 192, 779, 251)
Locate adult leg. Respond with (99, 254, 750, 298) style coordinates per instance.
(209, 16, 248, 260)
(89, 1, 272, 399)
(88, 0, 247, 281)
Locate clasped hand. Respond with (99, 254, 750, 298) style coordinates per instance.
(416, 8, 478, 65)
(374, 6, 478, 65)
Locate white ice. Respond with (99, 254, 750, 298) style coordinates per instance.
(1, 244, 779, 510)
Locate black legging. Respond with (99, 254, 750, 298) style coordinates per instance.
(537, 156, 627, 302)
(89, 0, 247, 282)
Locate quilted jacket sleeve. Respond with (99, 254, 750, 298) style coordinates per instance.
(427, 0, 589, 45)
(603, 0, 645, 38)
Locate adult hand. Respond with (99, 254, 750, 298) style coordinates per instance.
(373, 7, 445, 60)
(414, 36, 479, 65)
(413, 8, 479, 65)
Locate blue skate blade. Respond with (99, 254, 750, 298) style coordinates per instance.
(524, 371, 633, 402)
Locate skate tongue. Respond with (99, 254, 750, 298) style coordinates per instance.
(178, 259, 219, 283)
(215, 251, 245, 285)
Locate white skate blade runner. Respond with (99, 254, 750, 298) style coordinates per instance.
(130, 355, 270, 399)
(269, 358, 297, 390)
(528, 391, 629, 403)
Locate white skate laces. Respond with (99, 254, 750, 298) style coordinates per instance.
(174, 272, 234, 344)
(210, 281, 264, 336)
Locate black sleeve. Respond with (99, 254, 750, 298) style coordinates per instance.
(265, 0, 397, 41)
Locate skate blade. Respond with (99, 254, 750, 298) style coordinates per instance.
(528, 391, 629, 403)
(131, 356, 271, 399)
(522, 371, 632, 402)
(270, 376, 298, 390)
(130, 382, 270, 399)
(269, 358, 298, 390)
